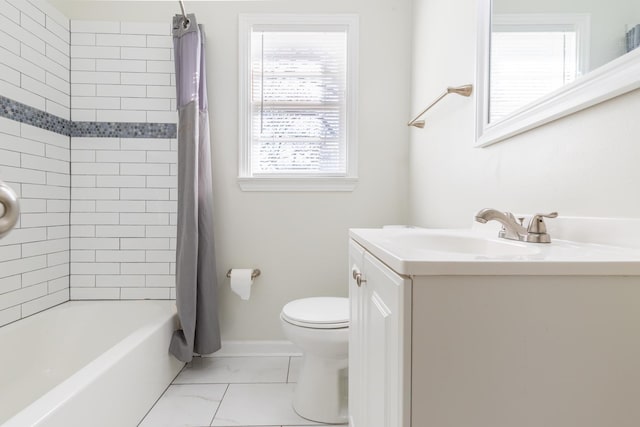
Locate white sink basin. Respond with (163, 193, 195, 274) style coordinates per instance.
(349, 226, 640, 276)
(385, 233, 540, 256)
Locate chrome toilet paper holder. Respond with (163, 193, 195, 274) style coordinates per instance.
(226, 269, 261, 280)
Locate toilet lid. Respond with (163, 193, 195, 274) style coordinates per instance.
(281, 297, 349, 329)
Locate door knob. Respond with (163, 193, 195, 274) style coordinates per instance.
(352, 268, 366, 287)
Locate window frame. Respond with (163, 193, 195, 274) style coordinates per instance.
(238, 14, 359, 192)
(475, 10, 601, 147)
(489, 16, 589, 124)
(492, 13, 591, 79)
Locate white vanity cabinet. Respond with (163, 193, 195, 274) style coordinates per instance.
(348, 240, 411, 427)
(349, 227, 640, 427)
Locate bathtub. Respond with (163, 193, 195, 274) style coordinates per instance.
(0, 300, 184, 427)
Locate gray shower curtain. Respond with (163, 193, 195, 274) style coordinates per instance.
(169, 14, 221, 363)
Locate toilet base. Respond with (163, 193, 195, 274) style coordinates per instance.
(279, 298, 350, 425)
(293, 354, 348, 424)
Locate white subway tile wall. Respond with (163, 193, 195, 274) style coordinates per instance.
(0, 2, 178, 315)
(69, 21, 178, 300)
(69, 137, 177, 300)
(70, 20, 178, 124)
(0, 117, 70, 326)
(0, 0, 70, 120)
(0, 0, 70, 326)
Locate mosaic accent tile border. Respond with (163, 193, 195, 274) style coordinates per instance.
(0, 95, 70, 135)
(0, 96, 177, 139)
(71, 122, 177, 138)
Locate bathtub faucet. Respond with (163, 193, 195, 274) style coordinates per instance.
(475, 208, 558, 243)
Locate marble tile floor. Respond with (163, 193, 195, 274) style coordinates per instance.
(138, 356, 347, 427)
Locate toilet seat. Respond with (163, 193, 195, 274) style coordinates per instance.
(281, 297, 349, 329)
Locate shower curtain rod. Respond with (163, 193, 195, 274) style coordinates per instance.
(178, 0, 190, 27)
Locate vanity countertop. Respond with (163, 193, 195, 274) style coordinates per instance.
(349, 227, 640, 276)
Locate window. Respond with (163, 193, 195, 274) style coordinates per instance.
(238, 15, 359, 191)
(490, 14, 590, 123)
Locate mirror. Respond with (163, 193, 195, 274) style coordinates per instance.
(476, 0, 640, 147)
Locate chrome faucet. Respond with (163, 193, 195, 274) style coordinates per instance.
(475, 208, 558, 243)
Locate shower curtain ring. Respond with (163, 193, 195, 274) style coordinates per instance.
(178, 0, 190, 29)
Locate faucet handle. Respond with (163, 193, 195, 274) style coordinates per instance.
(504, 212, 519, 226)
(527, 212, 558, 235)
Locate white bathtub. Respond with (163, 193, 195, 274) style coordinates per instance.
(0, 300, 184, 427)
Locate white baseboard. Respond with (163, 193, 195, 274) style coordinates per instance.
(202, 340, 302, 357)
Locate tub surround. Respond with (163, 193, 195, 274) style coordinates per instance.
(0, 95, 70, 135)
(70, 121, 175, 138)
(0, 95, 176, 138)
(0, 0, 180, 325)
(0, 119, 70, 326)
(0, 0, 71, 325)
(68, 19, 178, 301)
(0, 0, 71, 122)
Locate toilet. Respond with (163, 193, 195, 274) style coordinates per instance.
(280, 297, 349, 424)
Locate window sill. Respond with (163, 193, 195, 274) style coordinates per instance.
(238, 177, 358, 192)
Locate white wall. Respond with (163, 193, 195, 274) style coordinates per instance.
(409, 0, 640, 228)
(53, 0, 412, 340)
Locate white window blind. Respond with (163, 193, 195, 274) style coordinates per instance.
(490, 31, 578, 123)
(250, 30, 348, 176)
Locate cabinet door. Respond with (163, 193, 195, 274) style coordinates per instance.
(362, 252, 411, 427)
(348, 240, 366, 427)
